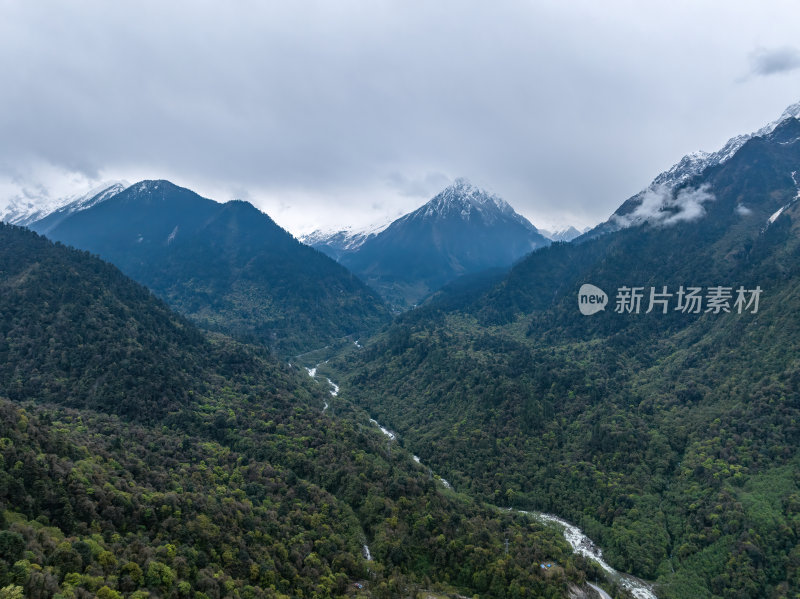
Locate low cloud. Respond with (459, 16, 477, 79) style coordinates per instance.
(736, 203, 753, 216)
(749, 46, 800, 77)
(613, 184, 715, 228)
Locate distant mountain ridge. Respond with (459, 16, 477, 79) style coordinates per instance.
(30, 180, 390, 355)
(650, 100, 800, 191)
(538, 225, 586, 242)
(0, 180, 129, 228)
(300, 219, 393, 260)
(307, 178, 551, 308)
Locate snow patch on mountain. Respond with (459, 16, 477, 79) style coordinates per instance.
(1, 181, 129, 227)
(409, 178, 536, 230)
(766, 170, 800, 225)
(539, 226, 586, 242)
(167, 225, 179, 244)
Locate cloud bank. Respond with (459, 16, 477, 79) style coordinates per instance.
(0, 2, 799, 234)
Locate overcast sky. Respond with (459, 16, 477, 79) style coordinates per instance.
(1, 1, 800, 234)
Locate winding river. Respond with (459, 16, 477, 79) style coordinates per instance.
(302, 366, 656, 598)
(365, 415, 657, 599)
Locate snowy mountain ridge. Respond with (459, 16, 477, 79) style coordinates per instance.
(1, 181, 129, 227)
(539, 226, 587, 242)
(651, 101, 800, 190)
(300, 219, 393, 253)
(579, 100, 800, 239)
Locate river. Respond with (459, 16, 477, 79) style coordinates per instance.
(303, 367, 657, 598)
(366, 415, 657, 599)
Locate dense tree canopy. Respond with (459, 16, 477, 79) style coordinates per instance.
(0, 224, 600, 599)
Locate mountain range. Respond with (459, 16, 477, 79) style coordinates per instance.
(2, 100, 800, 598)
(582, 99, 800, 240)
(0, 180, 130, 229)
(538, 226, 586, 242)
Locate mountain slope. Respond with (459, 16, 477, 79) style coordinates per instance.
(0, 223, 602, 599)
(32, 180, 390, 355)
(335, 179, 549, 308)
(0, 221, 206, 419)
(329, 114, 800, 597)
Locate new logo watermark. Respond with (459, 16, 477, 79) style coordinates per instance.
(579, 284, 762, 315)
(578, 284, 608, 315)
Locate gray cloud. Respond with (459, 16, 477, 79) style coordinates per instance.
(0, 2, 799, 234)
(749, 46, 800, 76)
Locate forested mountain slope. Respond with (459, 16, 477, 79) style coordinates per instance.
(31, 181, 390, 356)
(0, 224, 602, 599)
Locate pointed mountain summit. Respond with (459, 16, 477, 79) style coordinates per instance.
(316, 179, 549, 309)
(407, 177, 535, 227)
(33, 180, 389, 355)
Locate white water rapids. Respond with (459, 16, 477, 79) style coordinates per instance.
(305, 365, 340, 400)
(522, 512, 657, 599)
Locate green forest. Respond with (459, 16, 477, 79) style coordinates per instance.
(0, 224, 604, 599)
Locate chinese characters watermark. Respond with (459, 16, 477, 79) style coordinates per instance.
(579, 284, 761, 316)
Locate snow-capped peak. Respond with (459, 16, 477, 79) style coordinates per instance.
(398, 178, 542, 233)
(1, 180, 129, 227)
(420, 178, 516, 221)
